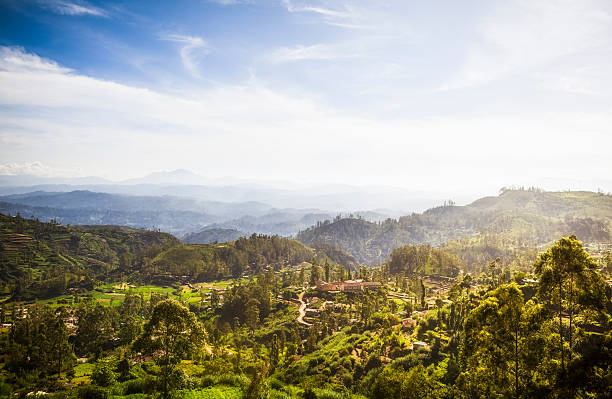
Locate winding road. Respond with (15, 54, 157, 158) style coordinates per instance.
(296, 291, 312, 326)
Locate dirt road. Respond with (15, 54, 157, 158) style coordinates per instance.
(296, 291, 312, 326)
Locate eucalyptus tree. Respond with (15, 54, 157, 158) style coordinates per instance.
(534, 235, 607, 371)
(133, 299, 206, 398)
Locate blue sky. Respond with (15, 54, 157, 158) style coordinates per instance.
(1, 0, 611, 195)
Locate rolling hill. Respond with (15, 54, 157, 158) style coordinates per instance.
(297, 189, 612, 266)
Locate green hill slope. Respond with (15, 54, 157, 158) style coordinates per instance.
(0, 214, 357, 299)
(297, 189, 612, 266)
(0, 213, 179, 299)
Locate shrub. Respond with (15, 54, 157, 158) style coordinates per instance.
(268, 377, 285, 391)
(92, 361, 116, 387)
(123, 379, 144, 395)
(216, 372, 250, 388)
(78, 386, 107, 399)
(314, 389, 344, 399)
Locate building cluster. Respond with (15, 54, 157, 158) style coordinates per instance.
(316, 279, 382, 292)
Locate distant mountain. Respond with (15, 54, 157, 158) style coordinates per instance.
(182, 228, 247, 244)
(0, 190, 278, 236)
(0, 200, 216, 236)
(0, 190, 362, 237)
(297, 189, 612, 266)
(0, 177, 446, 213)
(120, 169, 208, 185)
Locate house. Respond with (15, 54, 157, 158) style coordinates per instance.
(401, 318, 417, 330)
(316, 280, 382, 292)
(413, 341, 429, 350)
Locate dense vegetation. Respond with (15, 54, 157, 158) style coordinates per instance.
(297, 189, 612, 266)
(1, 190, 611, 399)
(0, 214, 359, 300)
(147, 235, 314, 282)
(0, 233, 610, 398)
(0, 213, 179, 300)
(387, 245, 462, 277)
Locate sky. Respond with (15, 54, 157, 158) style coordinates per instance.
(0, 0, 611, 196)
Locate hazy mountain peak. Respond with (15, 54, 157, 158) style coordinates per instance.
(121, 169, 206, 185)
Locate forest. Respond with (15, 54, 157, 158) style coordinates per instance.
(297, 189, 612, 268)
(0, 195, 611, 398)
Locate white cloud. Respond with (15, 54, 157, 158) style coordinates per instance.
(281, 0, 368, 29)
(0, 161, 50, 176)
(0, 47, 611, 191)
(442, 0, 612, 90)
(0, 46, 71, 73)
(267, 43, 364, 63)
(160, 34, 209, 78)
(41, 0, 108, 17)
(0, 161, 82, 177)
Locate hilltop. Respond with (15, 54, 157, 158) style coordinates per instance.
(297, 189, 612, 266)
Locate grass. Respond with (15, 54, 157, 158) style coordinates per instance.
(71, 362, 94, 385)
(182, 386, 242, 399)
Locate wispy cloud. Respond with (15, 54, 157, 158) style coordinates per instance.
(281, 0, 365, 29)
(266, 43, 364, 63)
(160, 34, 209, 78)
(440, 0, 612, 90)
(40, 0, 108, 17)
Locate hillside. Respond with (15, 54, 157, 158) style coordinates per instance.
(0, 214, 359, 299)
(0, 213, 179, 299)
(297, 189, 612, 267)
(147, 234, 315, 282)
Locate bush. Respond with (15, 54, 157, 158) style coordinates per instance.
(167, 368, 195, 390)
(123, 379, 144, 395)
(199, 375, 216, 388)
(92, 361, 116, 387)
(314, 389, 344, 399)
(267, 377, 285, 391)
(78, 386, 107, 399)
(123, 376, 156, 395)
(216, 373, 250, 388)
(302, 388, 317, 399)
(269, 390, 292, 399)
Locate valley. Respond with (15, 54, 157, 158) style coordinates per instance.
(0, 188, 610, 398)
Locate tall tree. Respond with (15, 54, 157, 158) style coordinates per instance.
(7, 305, 74, 378)
(459, 284, 553, 398)
(133, 299, 206, 398)
(75, 301, 117, 357)
(535, 235, 606, 371)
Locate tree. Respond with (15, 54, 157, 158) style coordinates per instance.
(75, 302, 117, 357)
(244, 298, 260, 331)
(92, 359, 116, 387)
(119, 315, 141, 345)
(210, 289, 220, 310)
(459, 284, 554, 398)
(371, 364, 444, 399)
(535, 235, 606, 372)
(133, 299, 206, 398)
(7, 305, 74, 378)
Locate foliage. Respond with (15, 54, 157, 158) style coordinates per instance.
(132, 299, 206, 398)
